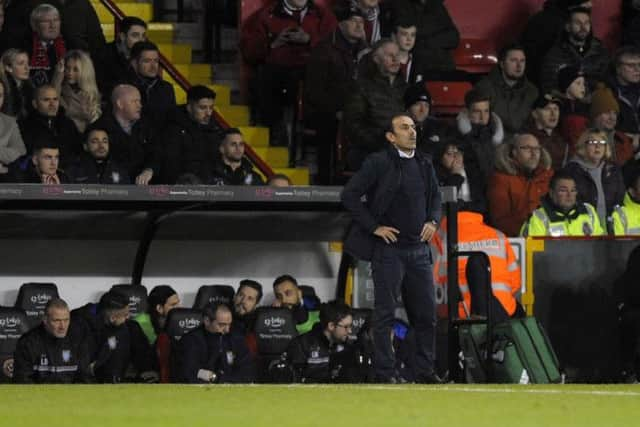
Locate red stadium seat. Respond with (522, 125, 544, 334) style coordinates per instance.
(453, 38, 498, 74)
(426, 81, 473, 117)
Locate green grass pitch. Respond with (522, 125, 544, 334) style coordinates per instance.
(1, 384, 639, 426)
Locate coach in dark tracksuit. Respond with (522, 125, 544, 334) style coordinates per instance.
(13, 299, 92, 384)
(87, 291, 156, 383)
(341, 113, 442, 384)
(175, 304, 255, 384)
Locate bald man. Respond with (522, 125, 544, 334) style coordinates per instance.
(93, 84, 160, 185)
(488, 133, 554, 236)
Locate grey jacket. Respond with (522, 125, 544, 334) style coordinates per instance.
(0, 112, 26, 173)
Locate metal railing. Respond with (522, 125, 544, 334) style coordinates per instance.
(99, 0, 275, 179)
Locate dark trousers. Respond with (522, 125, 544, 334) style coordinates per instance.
(466, 254, 524, 324)
(620, 306, 640, 376)
(305, 113, 338, 185)
(255, 64, 304, 128)
(371, 242, 436, 380)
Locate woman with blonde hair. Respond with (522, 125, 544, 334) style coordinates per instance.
(563, 128, 625, 229)
(0, 49, 33, 120)
(52, 49, 101, 133)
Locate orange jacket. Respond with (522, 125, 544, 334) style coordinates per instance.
(431, 212, 521, 318)
(488, 142, 554, 237)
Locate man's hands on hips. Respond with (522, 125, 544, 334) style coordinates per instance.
(420, 222, 438, 242)
(373, 226, 399, 244)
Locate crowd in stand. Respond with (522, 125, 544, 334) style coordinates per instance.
(0, 2, 271, 185)
(6, 278, 392, 384)
(239, 0, 640, 236)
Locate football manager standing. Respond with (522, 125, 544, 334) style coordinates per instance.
(341, 113, 442, 383)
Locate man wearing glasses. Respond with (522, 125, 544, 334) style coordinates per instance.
(520, 170, 604, 236)
(286, 301, 358, 383)
(488, 133, 554, 236)
(607, 47, 640, 147)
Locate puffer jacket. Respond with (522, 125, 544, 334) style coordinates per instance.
(474, 67, 539, 135)
(456, 110, 505, 183)
(540, 32, 610, 92)
(488, 142, 554, 236)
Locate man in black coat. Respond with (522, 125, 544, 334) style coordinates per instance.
(93, 84, 160, 185)
(343, 39, 408, 171)
(201, 128, 264, 185)
(95, 16, 147, 98)
(18, 84, 81, 165)
(161, 85, 223, 184)
(126, 41, 176, 127)
(286, 301, 358, 383)
(13, 299, 92, 383)
(540, 7, 610, 92)
(175, 303, 255, 384)
(341, 113, 442, 383)
(520, 0, 593, 87)
(67, 125, 131, 184)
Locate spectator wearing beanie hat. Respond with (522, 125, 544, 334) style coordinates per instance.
(590, 83, 635, 166)
(555, 65, 590, 155)
(403, 82, 453, 157)
(523, 93, 568, 170)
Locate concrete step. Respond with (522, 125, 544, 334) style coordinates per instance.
(238, 126, 269, 147)
(215, 105, 249, 127)
(252, 147, 289, 168)
(157, 43, 192, 63)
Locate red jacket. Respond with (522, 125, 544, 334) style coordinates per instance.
(488, 142, 554, 237)
(241, 0, 337, 67)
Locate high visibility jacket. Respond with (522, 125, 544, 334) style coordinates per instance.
(520, 198, 605, 237)
(431, 212, 521, 318)
(612, 192, 640, 236)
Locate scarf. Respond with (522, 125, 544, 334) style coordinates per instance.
(351, 0, 380, 44)
(30, 33, 65, 86)
(30, 33, 66, 71)
(282, 0, 309, 23)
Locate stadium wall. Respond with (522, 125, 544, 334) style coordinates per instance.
(0, 240, 341, 309)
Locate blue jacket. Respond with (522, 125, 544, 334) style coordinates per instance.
(341, 146, 441, 260)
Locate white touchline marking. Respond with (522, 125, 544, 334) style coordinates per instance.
(181, 383, 640, 396)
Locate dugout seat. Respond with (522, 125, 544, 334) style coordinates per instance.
(110, 284, 148, 317)
(426, 81, 473, 118)
(254, 306, 297, 382)
(164, 308, 204, 382)
(14, 282, 59, 329)
(349, 308, 373, 342)
(0, 306, 30, 382)
(165, 308, 204, 342)
(192, 285, 235, 309)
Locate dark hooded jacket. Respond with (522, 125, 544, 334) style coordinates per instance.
(474, 67, 539, 134)
(161, 106, 225, 184)
(540, 32, 610, 92)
